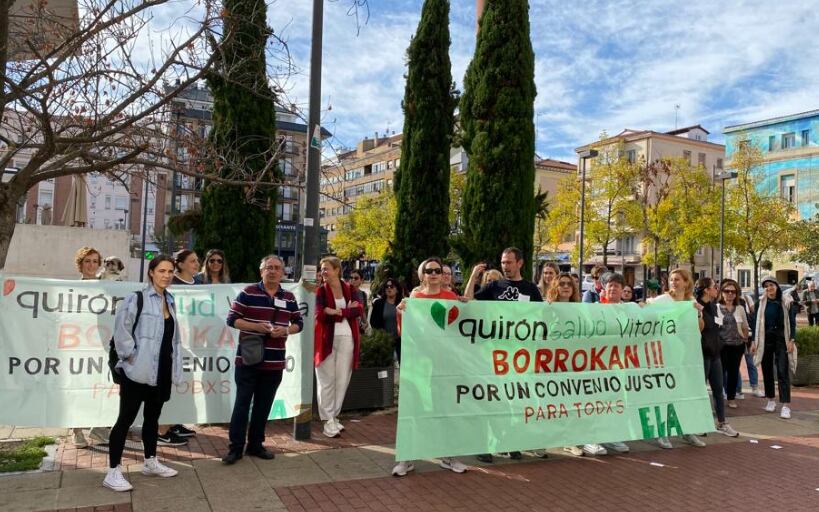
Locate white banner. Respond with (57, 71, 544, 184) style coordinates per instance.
(0, 274, 314, 427)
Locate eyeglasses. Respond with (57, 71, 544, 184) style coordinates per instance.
(209, 259, 223, 264)
(423, 268, 443, 275)
(384, 284, 395, 289)
(558, 281, 573, 287)
(261, 266, 280, 272)
(723, 290, 737, 294)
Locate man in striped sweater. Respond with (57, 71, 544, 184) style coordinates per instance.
(222, 255, 304, 465)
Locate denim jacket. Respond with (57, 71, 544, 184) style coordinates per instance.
(113, 286, 183, 386)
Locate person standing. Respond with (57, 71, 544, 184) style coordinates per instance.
(197, 249, 231, 284)
(103, 256, 181, 491)
(753, 276, 796, 419)
(717, 279, 750, 411)
(222, 255, 303, 464)
(348, 269, 369, 334)
(802, 281, 819, 326)
(315, 257, 363, 438)
(370, 278, 403, 363)
(172, 250, 203, 285)
(537, 262, 559, 299)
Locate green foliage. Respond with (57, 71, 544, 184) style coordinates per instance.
(331, 192, 396, 260)
(0, 436, 54, 473)
(195, 0, 278, 282)
(792, 205, 819, 267)
(544, 175, 582, 258)
(662, 159, 720, 265)
(390, 0, 458, 288)
(359, 329, 395, 368)
(456, 0, 536, 277)
(623, 158, 674, 277)
(795, 326, 819, 356)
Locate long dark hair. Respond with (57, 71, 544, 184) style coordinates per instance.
(694, 277, 714, 301)
(378, 277, 404, 301)
(147, 255, 175, 284)
(719, 278, 741, 306)
(175, 249, 197, 272)
(201, 249, 230, 283)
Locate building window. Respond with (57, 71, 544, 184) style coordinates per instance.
(682, 150, 692, 164)
(114, 196, 128, 210)
(738, 270, 751, 288)
(782, 132, 796, 149)
(626, 150, 636, 163)
(105, 195, 112, 210)
(698, 153, 706, 167)
(716, 158, 724, 169)
(769, 135, 776, 152)
(780, 175, 796, 204)
(802, 129, 810, 146)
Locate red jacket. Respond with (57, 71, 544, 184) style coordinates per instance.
(314, 281, 363, 368)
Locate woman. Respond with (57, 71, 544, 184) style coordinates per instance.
(696, 278, 739, 438)
(392, 257, 467, 477)
(314, 256, 363, 438)
(752, 276, 796, 419)
(622, 285, 637, 303)
(482, 269, 503, 287)
(462, 267, 504, 300)
(197, 249, 231, 284)
(717, 279, 750, 410)
(103, 256, 181, 492)
(172, 250, 203, 285)
(649, 269, 707, 449)
(537, 262, 560, 299)
(370, 277, 404, 362)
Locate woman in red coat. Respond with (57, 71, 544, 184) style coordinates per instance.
(314, 256, 363, 438)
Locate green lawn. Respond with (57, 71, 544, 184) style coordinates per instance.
(0, 436, 55, 473)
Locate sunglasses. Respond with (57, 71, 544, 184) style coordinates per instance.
(385, 284, 395, 289)
(209, 259, 223, 264)
(558, 281, 573, 287)
(423, 268, 443, 275)
(722, 289, 737, 294)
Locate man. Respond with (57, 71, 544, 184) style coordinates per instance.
(472, 247, 543, 463)
(802, 281, 819, 326)
(582, 265, 608, 303)
(348, 270, 369, 333)
(222, 255, 303, 464)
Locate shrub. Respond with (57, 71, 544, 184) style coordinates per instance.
(0, 436, 54, 473)
(796, 326, 819, 356)
(359, 329, 395, 368)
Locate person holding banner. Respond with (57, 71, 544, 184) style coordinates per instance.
(104, 255, 182, 492)
(649, 269, 707, 449)
(392, 257, 469, 477)
(315, 256, 364, 438)
(753, 276, 796, 419)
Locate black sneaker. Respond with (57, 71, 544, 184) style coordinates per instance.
(476, 453, 493, 463)
(157, 431, 188, 446)
(169, 424, 196, 438)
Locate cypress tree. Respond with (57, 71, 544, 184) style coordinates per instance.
(388, 0, 457, 288)
(455, 0, 536, 278)
(195, 0, 278, 282)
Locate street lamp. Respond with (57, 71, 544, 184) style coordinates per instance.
(577, 149, 598, 275)
(716, 170, 738, 282)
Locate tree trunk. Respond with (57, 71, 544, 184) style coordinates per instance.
(752, 260, 760, 303)
(0, 187, 20, 269)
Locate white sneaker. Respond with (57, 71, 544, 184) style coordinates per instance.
(657, 436, 673, 449)
(563, 446, 584, 456)
(334, 418, 345, 431)
(531, 449, 549, 458)
(439, 457, 467, 473)
(780, 405, 791, 419)
(752, 388, 765, 398)
(88, 427, 111, 444)
(602, 442, 630, 454)
(582, 444, 607, 456)
(71, 429, 88, 448)
(717, 423, 739, 437)
(142, 457, 178, 477)
(764, 400, 777, 412)
(391, 461, 415, 477)
(322, 421, 340, 438)
(736, 392, 745, 400)
(103, 466, 133, 492)
(683, 434, 706, 447)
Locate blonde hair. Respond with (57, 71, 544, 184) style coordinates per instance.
(319, 256, 341, 273)
(668, 269, 694, 300)
(74, 246, 101, 273)
(546, 272, 580, 303)
(481, 269, 503, 286)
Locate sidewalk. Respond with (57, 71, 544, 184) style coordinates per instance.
(2, 388, 819, 512)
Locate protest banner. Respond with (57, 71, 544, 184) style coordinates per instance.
(0, 274, 314, 427)
(395, 299, 715, 461)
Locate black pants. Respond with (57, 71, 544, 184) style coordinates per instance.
(109, 375, 167, 468)
(721, 344, 745, 401)
(703, 354, 725, 423)
(228, 365, 283, 453)
(761, 334, 790, 403)
(809, 313, 819, 326)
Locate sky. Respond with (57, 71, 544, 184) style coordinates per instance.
(264, 0, 819, 163)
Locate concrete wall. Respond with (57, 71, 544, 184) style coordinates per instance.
(2, 224, 136, 279)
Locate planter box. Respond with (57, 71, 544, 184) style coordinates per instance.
(341, 366, 395, 411)
(792, 354, 819, 386)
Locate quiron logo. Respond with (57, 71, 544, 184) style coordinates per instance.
(3, 279, 15, 296)
(430, 301, 459, 329)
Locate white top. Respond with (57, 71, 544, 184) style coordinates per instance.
(334, 297, 353, 337)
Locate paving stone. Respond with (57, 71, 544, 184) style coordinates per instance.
(0, 472, 60, 493)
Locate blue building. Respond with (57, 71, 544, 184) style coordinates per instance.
(724, 109, 819, 286)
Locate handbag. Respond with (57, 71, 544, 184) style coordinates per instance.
(240, 334, 266, 366)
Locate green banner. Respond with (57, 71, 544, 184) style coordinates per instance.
(396, 300, 715, 461)
(0, 274, 314, 427)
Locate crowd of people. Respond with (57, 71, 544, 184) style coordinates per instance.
(66, 245, 799, 490)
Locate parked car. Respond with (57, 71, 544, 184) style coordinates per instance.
(581, 275, 595, 293)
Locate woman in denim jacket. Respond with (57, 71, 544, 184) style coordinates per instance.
(103, 256, 183, 492)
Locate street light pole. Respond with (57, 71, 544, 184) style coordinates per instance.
(139, 171, 150, 282)
(717, 170, 738, 282)
(577, 149, 598, 275)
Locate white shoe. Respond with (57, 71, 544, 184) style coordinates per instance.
(103, 466, 133, 492)
(736, 392, 745, 400)
(602, 442, 630, 454)
(582, 444, 607, 456)
(71, 429, 88, 448)
(563, 446, 584, 456)
(657, 436, 673, 449)
(391, 461, 415, 477)
(439, 457, 467, 473)
(531, 449, 549, 458)
(142, 457, 178, 477)
(717, 423, 739, 437)
(334, 418, 345, 432)
(764, 400, 777, 412)
(683, 434, 706, 447)
(88, 427, 111, 444)
(322, 421, 340, 438)
(780, 405, 791, 419)
(752, 388, 765, 398)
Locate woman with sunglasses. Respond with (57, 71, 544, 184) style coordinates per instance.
(197, 249, 231, 284)
(370, 278, 404, 362)
(717, 279, 749, 411)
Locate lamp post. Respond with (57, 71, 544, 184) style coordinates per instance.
(716, 170, 737, 282)
(577, 149, 598, 275)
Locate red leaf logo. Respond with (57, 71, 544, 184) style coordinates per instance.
(2, 279, 14, 296)
(447, 306, 459, 325)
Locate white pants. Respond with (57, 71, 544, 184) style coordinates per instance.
(316, 334, 354, 421)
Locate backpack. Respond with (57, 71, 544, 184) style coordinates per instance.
(108, 291, 143, 384)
